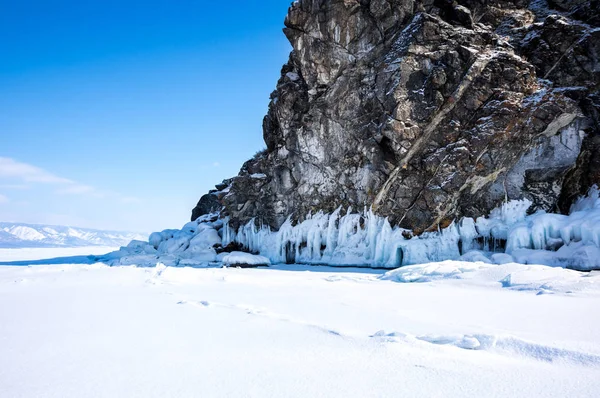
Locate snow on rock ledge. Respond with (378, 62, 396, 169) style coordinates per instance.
(102, 188, 600, 271)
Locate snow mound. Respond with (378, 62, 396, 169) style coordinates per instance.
(222, 252, 271, 267)
(380, 261, 494, 283)
(491, 253, 514, 264)
(101, 214, 222, 267)
(459, 250, 492, 263)
(381, 260, 600, 295)
(372, 331, 600, 366)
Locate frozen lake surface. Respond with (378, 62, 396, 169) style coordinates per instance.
(0, 247, 599, 397)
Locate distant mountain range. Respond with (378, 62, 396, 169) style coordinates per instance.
(0, 222, 147, 248)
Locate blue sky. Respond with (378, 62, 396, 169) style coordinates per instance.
(0, 0, 292, 232)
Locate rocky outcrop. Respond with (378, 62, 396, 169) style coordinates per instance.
(193, 0, 600, 235)
(191, 179, 233, 222)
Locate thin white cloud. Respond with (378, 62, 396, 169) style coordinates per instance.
(0, 157, 98, 197)
(212, 162, 220, 167)
(0, 157, 136, 203)
(0, 184, 31, 190)
(0, 157, 73, 184)
(55, 185, 96, 195)
(0, 194, 9, 204)
(121, 196, 142, 204)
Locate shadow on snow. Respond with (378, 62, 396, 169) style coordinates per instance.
(0, 254, 387, 275)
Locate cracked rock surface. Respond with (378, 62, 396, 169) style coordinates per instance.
(193, 0, 600, 233)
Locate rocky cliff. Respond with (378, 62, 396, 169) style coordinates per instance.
(193, 0, 599, 235)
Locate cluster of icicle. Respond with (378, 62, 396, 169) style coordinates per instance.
(221, 186, 600, 269)
(224, 207, 472, 268)
(103, 187, 600, 269)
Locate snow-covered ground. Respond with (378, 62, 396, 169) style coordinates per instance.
(0, 249, 599, 397)
(0, 246, 118, 262)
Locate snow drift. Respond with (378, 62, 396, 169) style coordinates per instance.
(103, 187, 600, 271)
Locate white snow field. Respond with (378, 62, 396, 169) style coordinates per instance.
(0, 246, 118, 262)
(1, 249, 599, 397)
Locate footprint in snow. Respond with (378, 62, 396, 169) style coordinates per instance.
(177, 298, 345, 338)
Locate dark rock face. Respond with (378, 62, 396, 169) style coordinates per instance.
(191, 193, 221, 223)
(192, 0, 600, 233)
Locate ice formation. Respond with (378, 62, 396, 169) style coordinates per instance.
(103, 187, 600, 271)
(222, 208, 464, 268)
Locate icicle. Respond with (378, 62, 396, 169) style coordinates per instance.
(324, 206, 341, 257)
(221, 217, 233, 246)
(365, 207, 380, 261)
(458, 217, 478, 254)
(570, 185, 600, 213)
(218, 187, 600, 269)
